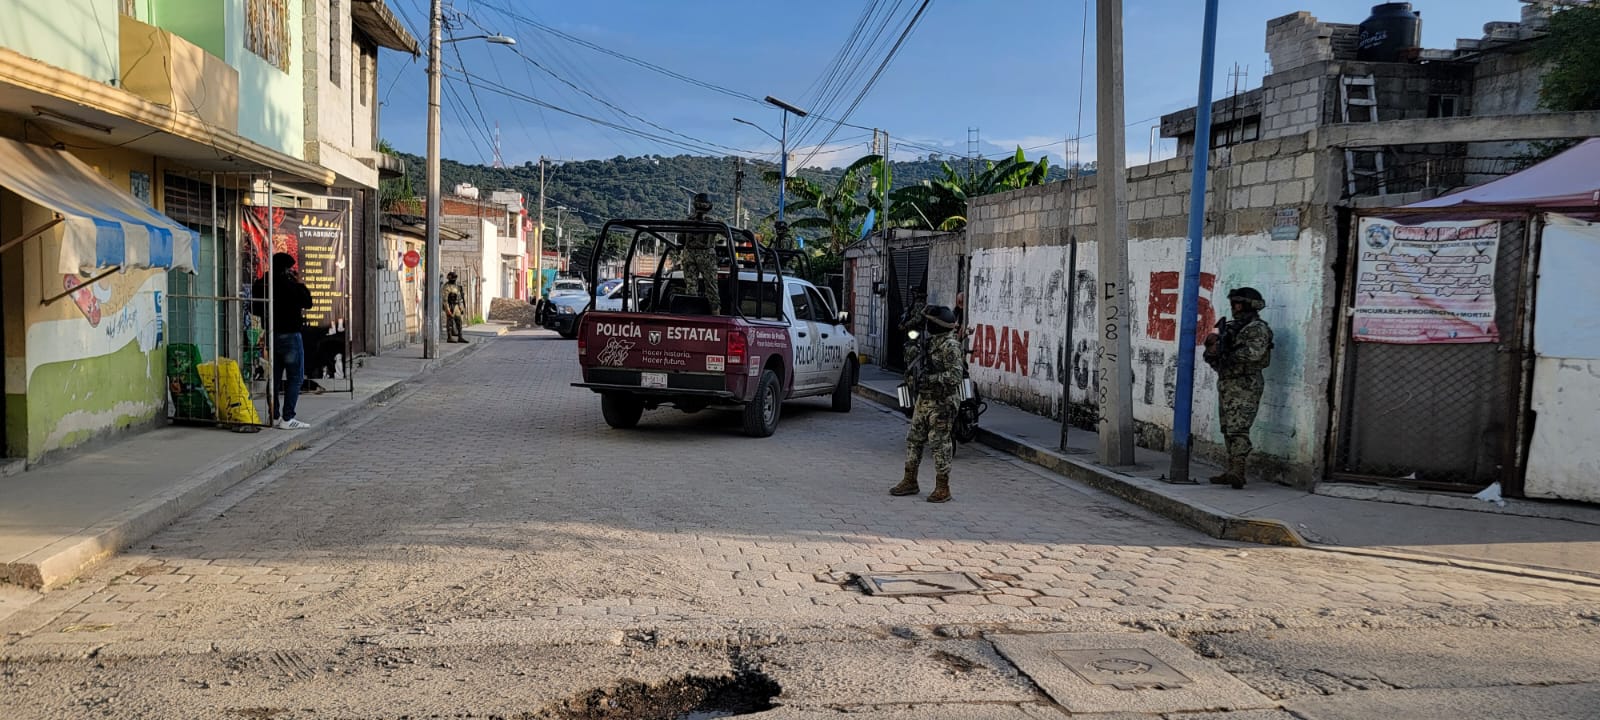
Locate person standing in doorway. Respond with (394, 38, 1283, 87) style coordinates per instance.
(444, 271, 468, 343)
(1203, 287, 1274, 488)
(252, 252, 314, 429)
(892, 305, 963, 503)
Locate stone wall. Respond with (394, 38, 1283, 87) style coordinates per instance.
(961, 130, 1338, 486)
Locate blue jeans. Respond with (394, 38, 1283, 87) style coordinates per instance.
(273, 332, 305, 421)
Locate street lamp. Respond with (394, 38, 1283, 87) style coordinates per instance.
(675, 185, 698, 215)
(735, 95, 808, 247)
(425, 0, 513, 359)
(555, 205, 567, 273)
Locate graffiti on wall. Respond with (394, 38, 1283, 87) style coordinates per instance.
(966, 235, 1324, 463)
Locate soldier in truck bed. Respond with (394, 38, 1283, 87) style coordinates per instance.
(680, 192, 720, 313)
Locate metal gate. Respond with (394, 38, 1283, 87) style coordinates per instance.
(165, 173, 357, 429)
(884, 245, 930, 371)
(1330, 215, 1534, 492)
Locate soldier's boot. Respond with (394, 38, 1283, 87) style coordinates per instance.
(926, 472, 952, 503)
(1224, 457, 1248, 490)
(890, 462, 920, 496)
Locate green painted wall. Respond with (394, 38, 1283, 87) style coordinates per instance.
(149, 0, 226, 59)
(232, 0, 305, 159)
(25, 339, 165, 459)
(0, 0, 120, 84)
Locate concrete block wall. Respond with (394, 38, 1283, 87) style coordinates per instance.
(1259, 63, 1329, 141)
(962, 130, 1337, 486)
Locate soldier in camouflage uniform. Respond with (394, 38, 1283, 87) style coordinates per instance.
(1203, 287, 1274, 489)
(680, 192, 720, 314)
(443, 272, 468, 343)
(892, 305, 963, 503)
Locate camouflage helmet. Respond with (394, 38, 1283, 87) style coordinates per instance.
(1227, 286, 1266, 311)
(923, 305, 957, 333)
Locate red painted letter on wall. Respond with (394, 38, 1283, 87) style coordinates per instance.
(1147, 271, 1216, 344)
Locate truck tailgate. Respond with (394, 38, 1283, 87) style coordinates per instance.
(582, 313, 733, 374)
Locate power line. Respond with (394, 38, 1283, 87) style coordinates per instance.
(796, 0, 932, 170)
(442, 65, 765, 158)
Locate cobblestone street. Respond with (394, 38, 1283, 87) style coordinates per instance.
(4, 333, 1599, 718)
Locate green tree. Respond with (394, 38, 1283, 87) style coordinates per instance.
(887, 147, 1051, 231)
(377, 139, 414, 212)
(1536, 3, 1600, 112)
(761, 154, 886, 255)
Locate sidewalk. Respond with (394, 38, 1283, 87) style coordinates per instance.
(0, 338, 488, 591)
(856, 365, 1600, 583)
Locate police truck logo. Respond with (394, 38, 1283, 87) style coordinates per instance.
(648, 330, 662, 346)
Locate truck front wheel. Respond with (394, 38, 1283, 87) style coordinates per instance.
(742, 369, 781, 438)
(601, 393, 644, 429)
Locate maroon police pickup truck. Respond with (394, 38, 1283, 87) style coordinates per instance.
(573, 219, 858, 437)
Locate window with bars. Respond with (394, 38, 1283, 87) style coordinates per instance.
(329, 0, 341, 85)
(246, 0, 291, 72)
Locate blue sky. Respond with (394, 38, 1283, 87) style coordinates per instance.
(378, 0, 1528, 170)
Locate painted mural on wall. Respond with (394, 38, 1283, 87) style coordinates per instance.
(23, 270, 169, 457)
(965, 231, 1327, 464)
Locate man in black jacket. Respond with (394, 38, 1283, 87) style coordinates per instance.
(252, 252, 315, 429)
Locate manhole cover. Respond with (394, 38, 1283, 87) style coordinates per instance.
(1054, 648, 1191, 690)
(858, 572, 985, 596)
(989, 632, 1273, 714)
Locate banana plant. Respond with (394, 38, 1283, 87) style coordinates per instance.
(887, 147, 1052, 231)
(761, 154, 885, 255)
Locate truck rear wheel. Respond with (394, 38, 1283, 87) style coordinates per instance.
(601, 393, 644, 429)
(742, 369, 781, 438)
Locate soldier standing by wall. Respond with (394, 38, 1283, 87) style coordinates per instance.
(1203, 287, 1274, 489)
(443, 272, 468, 343)
(680, 193, 720, 313)
(892, 305, 963, 503)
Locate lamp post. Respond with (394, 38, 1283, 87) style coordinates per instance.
(425, 0, 514, 359)
(735, 95, 807, 246)
(555, 205, 567, 273)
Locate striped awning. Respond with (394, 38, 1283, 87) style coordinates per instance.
(0, 136, 198, 274)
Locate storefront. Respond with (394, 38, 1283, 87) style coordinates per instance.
(0, 136, 198, 461)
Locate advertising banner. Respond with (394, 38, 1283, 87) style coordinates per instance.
(243, 206, 350, 333)
(1353, 217, 1500, 344)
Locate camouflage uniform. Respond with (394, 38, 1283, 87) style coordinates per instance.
(680, 233, 720, 314)
(443, 279, 467, 342)
(893, 316, 962, 503)
(1203, 292, 1273, 487)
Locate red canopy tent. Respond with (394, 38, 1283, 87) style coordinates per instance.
(1406, 138, 1600, 209)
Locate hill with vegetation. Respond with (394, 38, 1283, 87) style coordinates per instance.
(390, 150, 1074, 240)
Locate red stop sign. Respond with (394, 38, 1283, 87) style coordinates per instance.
(403, 249, 420, 268)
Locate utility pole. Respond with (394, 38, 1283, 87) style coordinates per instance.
(1169, 0, 1222, 484)
(537, 156, 546, 283)
(1095, 0, 1135, 466)
(733, 156, 744, 227)
(423, 0, 442, 360)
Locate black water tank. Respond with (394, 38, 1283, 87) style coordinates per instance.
(1358, 3, 1423, 61)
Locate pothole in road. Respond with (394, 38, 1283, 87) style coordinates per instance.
(537, 672, 780, 720)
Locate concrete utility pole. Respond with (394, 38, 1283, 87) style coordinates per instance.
(424, 0, 443, 360)
(1095, 0, 1136, 466)
(733, 156, 744, 227)
(537, 156, 546, 283)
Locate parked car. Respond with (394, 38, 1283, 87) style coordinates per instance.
(536, 278, 589, 329)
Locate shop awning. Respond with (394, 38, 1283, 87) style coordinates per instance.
(1406, 138, 1600, 209)
(0, 136, 198, 274)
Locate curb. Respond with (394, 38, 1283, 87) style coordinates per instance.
(5, 340, 490, 591)
(854, 381, 1600, 587)
(855, 381, 1303, 549)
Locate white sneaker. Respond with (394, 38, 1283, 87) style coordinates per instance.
(279, 418, 312, 429)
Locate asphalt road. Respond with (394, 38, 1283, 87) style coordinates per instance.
(3, 331, 1598, 718)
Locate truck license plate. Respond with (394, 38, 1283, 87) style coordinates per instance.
(641, 372, 667, 389)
